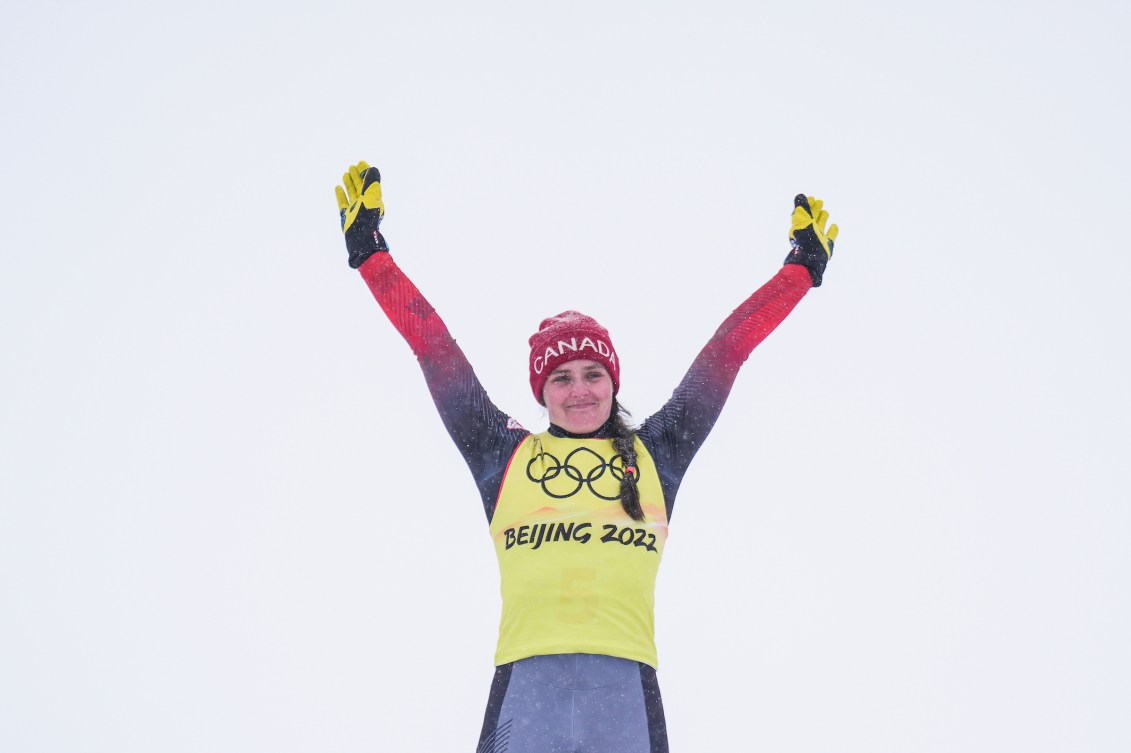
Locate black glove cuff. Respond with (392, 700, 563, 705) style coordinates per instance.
(348, 230, 390, 269)
(783, 257, 826, 288)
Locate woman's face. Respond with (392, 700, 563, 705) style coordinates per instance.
(542, 359, 614, 434)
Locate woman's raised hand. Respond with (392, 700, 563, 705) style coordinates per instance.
(335, 161, 389, 269)
(784, 194, 839, 287)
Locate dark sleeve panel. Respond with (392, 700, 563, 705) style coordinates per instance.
(358, 253, 528, 521)
(638, 264, 813, 519)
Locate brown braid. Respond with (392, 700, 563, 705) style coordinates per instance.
(609, 401, 644, 522)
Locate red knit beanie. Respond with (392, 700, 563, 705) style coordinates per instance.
(528, 311, 620, 404)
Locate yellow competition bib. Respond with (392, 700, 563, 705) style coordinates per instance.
(489, 432, 669, 668)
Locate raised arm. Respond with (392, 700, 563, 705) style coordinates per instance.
(638, 195, 839, 517)
(334, 162, 528, 519)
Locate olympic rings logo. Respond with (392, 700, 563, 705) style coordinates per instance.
(526, 447, 637, 500)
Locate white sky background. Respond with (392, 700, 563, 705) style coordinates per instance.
(2, 1, 1128, 751)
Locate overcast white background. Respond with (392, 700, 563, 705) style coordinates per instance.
(2, 1, 1129, 751)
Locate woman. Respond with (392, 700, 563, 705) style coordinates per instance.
(334, 161, 839, 753)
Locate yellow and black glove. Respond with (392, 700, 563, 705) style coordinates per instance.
(335, 161, 389, 269)
(784, 194, 839, 287)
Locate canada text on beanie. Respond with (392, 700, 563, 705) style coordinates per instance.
(528, 311, 619, 403)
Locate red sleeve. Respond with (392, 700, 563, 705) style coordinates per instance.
(356, 253, 528, 521)
(700, 263, 813, 374)
(358, 251, 452, 360)
(638, 264, 813, 519)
